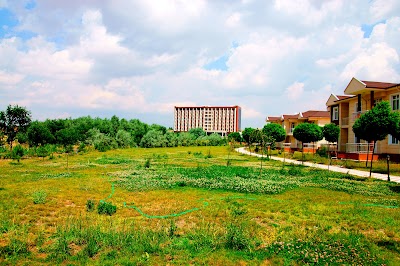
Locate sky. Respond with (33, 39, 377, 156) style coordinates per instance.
(0, 0, 400, 129)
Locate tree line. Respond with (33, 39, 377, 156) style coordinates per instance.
(0, 105, 227, 160)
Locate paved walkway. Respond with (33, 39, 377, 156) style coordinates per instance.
(236, 147, 400, 184)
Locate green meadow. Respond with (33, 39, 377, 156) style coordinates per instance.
(1, 146, 400, 265)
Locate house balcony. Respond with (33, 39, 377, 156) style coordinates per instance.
(341, 117, 349, 126)
(337, 143, 379, 161)
(351, 111, 368, 120)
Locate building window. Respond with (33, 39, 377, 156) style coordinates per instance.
(391, 94, 400, 110)
(389, 134, 399, 145)
(373, 98, 382, 106)
(290, 122, 295, 133)
(354, 102, 361, 112)
(332, 106, 339, 121)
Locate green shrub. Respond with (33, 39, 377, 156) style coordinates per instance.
(11, 145, 25, 162)
(97, 201, 117, 215)
(225, 223, 252, 251)
(144, 158, 151, 168)
(32, 190, 47, 204)
(86, 199, 96, 212)
(316, 146, 328, 157)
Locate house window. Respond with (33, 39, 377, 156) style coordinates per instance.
(332, 106, 339, 121)
(389, 134, 399, 145)
(391, 94, 400, 110)
(373, 98, 382, 106)
(355, 102, 361, 112)
(290, 122, 295, 133)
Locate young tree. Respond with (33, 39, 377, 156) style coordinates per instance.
(293, 123, 323, 163)
(242, 127, 254, 150)
(0, 105, 32, 150)
(250, 129, 272, 173)
(262, 123, 286, 156)
(56, 128, 79, 169)
(353, 101, 399, 177)
(322, 123, 340, 157)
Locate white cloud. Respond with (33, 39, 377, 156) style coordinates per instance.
(340, 42, 399, 82)
(0, 1, 399, 128)
(285, 82, 304, 100)
(0, 70, 24, 85)
(225, 12, 242, 28)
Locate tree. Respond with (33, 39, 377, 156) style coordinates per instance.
(115, 129, 134, 148)
(189, 127, 206, 139)
(0, 105, 32, 150)
(228, 132, 243, 143)
(250, 129, 272, 174)
(56, 128, 79, 169)
(322, 123, 340, 158)
(27, 121, 55, 147)
(242, 127, 254, 150)
(353, 101, 399, 177)
(293, 123, 323, 163)
(262, 123, 286, 154)
(140, 130, 167, 148)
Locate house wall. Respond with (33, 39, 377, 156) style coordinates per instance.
(333, 87, 400, 156)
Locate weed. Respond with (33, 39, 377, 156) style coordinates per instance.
(86, 199, 96, 212)
(168, 220, 177, 237)
(0, 238, 30, 257)
(225, 223, 252, 251)
(144, 158, 151, 168)
(32, 190, 47, 204)
(97, 201, 117, 215)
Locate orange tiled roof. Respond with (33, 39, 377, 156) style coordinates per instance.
(362, 80, 400, 89)
(267, 116, 282, 121)
(301, 110, 330, 118)
(282, 114, 299, 119)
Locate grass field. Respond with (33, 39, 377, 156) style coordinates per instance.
(1, 146, 400, 265)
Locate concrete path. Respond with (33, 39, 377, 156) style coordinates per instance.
(236, 147, 400, 184)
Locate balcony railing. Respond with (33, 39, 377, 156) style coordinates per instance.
(352, 111, 368, 120)
(341, 117, 349, 126)
(345, 143, 375, 153)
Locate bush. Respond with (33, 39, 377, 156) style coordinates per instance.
(144, 158, 151, 168)
(97, 201, 117, 215)
(32, 190, 47, 204)
(86, 199, 96, 212)
(316, 146, 328, 157)
(11, 145, 25, 162)
(115, 129, 133, 148)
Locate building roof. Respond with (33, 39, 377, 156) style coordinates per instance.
(362, 80, 400, 89)
(266, 116, 282, 121)
(336, 95, 352, 100)
(282, 114, 299, 119)
(301, 110, 330, 118)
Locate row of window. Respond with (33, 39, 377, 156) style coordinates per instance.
(332, 94, 400, 122)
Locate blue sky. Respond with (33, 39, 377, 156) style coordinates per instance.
(0, 0, 400, 128)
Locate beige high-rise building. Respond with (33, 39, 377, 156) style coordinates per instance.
(174, 106, 241, 134)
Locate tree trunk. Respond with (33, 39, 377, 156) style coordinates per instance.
(366, 141, 369, 168)
(369, 141, 376, 178)
(301, 142, 304, 165)
(260, 142, 264, 175)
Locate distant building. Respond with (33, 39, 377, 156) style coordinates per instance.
(174, 106, 241, 135)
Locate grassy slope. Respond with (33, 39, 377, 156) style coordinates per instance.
(0, 146, 399, 265)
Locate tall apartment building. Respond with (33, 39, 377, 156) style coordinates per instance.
(174, 106, 241, 134)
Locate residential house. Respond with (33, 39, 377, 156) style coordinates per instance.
(326, 77, 400, 161)
(266, 110, 330, 152)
